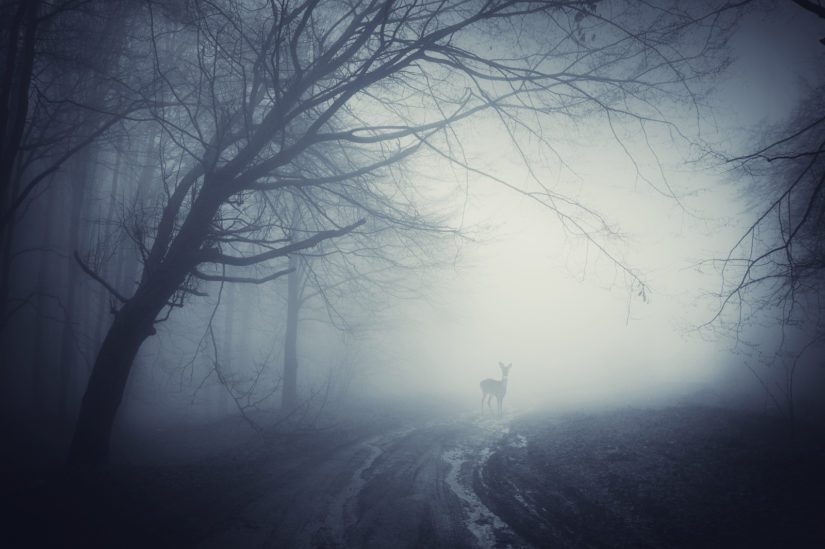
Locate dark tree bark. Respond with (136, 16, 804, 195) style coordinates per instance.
(69, 172, 360, 463)
(0, 164, 20, 342)
(0, 0, 39, 218)
(68, 185, 224, 464)
(67, 291, 164, 466)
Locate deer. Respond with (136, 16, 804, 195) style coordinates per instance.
(480, 362, 512, 417)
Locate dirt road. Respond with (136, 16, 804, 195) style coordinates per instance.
(7, 407, 823, 548)
(198, 416, 529, 548)
(198, 408, 824, 549)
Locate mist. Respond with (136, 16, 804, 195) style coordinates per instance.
(2, 1, 824, 547)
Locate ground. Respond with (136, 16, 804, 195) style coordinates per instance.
(3, 406, 824, 548)
(478, 408, 825, 548)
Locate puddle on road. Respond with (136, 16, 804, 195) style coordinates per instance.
(511, 434, 528, 448)
(443, 435, 515, 548)
(321, 419, 526, 548)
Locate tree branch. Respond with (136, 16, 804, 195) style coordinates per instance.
(204, 218, 366, 267)
(73, 251, 128, 303)
(191, 267, 294, 285)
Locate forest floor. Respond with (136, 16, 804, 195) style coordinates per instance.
(3, 405, 824, 548)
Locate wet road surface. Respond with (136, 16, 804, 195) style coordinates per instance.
(200, 417, 530, 548)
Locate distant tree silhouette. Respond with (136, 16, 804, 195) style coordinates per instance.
(702, 1, 825, 421)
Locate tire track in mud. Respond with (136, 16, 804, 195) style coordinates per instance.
(444, 442, 511, 547)
(337, 417, 530, 548)
(200, 417, 533, 548)
(314, 426, 417, 546)
(337, 422, 475, 548)
(320, 433, 386, 538)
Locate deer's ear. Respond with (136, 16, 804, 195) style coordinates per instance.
(498, 361, 505, 367)
(508, 363, 513, 368)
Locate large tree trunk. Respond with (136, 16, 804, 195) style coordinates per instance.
(68, 183, 224, 466)
(0, 1, 39, 340)
(281, 254, 300, 411)
(0, 171, 18, 340)
(0, 0, 39, 219)
(67, 296, 157, 466)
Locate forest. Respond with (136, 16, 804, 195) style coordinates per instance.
(2, 0, 824, 547)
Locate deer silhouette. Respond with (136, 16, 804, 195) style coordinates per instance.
(480, 362, 512, 417)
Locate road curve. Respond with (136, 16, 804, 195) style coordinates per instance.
(200, 416, 532, 548)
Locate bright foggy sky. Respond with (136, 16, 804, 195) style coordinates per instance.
(363, 3, 825, 411)
(128, 3, 825, 420)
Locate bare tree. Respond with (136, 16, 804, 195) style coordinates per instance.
(708, 93, 825, 338)
(64, 0, 742, 465)
(703, 1, 825, 418)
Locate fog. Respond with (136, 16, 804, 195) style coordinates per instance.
(2, 1, 825, 546)
(114, 4, 825, 430)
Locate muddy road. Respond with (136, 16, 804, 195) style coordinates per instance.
(198, 417, 528, 548)
(6, 407, 824, 548)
